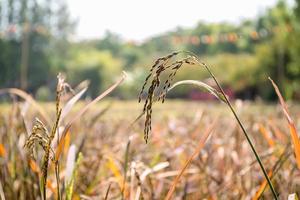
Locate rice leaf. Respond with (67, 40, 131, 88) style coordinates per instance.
(168, 80, 227, 103)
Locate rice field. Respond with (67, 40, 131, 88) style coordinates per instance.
(0, 97, 299, 199)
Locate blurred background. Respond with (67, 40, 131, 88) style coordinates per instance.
(1, 1, 300, 199)
(0, 0, 299, 101)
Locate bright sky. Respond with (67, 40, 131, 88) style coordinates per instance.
(66, 0, 291, 41)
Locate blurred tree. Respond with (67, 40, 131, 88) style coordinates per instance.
(253, 0, 294, 99)
(287, 0, 300, 98)
(0, 0, 74, 93)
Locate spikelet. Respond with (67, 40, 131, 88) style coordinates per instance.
(24, 118, 50, 158)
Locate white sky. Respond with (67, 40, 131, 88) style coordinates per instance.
(66, 0, 292, 41)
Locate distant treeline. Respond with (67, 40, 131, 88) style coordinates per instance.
(0, 0, 300, 100)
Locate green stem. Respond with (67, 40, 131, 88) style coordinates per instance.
(199, 61, 278, 199)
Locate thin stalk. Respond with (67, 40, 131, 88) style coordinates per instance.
(41, 109, 62, 199)
(199, 61, 278, 199)
(121, 139, 131, 200)
(104, 183, 112, 200)
(55, 161, 61, 200)
(55, 118, 61, 200)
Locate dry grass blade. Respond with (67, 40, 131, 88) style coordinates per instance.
(0, 88, 51, 124)
(58, 72, 127, 153)
(269, 77, 300, 169)
(164, 120, 216, 200)
(168, 80, 226, 103)
(61, 87, 88, 120)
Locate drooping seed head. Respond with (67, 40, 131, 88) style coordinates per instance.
(139, 52, 197, 143)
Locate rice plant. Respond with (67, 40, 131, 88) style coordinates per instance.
(138, 51, 278, 199)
